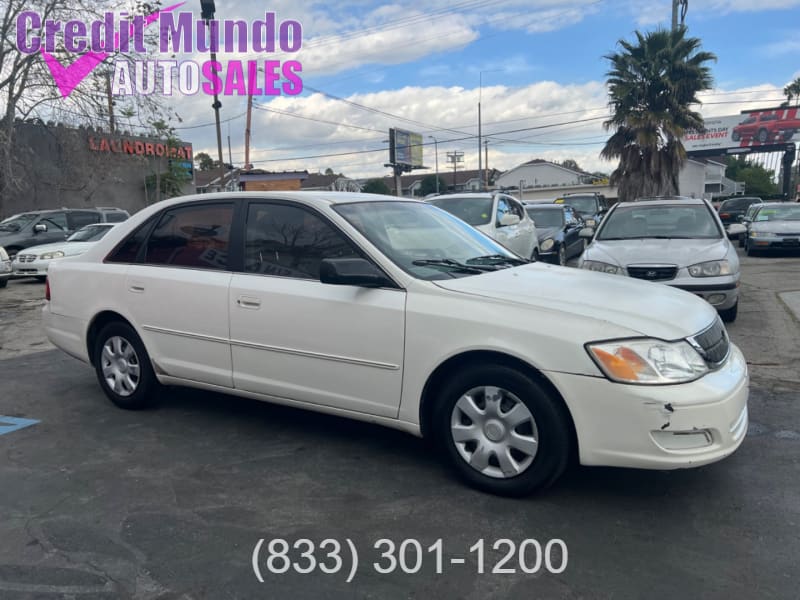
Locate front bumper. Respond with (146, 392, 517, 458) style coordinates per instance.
(12, 258, 51, 277)
(546, 343, 748, 469)
(669, 281, 739, 310)
(749, 234, 800, 249)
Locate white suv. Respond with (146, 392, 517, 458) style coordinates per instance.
(44, 192, 748, 496)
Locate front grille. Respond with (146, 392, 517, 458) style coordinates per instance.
(690, 317, 730, 367)
(16, 254, 36, 263)
(627, 265, 678, 281)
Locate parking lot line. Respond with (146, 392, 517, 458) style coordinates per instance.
(0, 415, 39, 436)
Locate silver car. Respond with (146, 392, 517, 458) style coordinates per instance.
(578, 197, 740, 322)
(743, 202, 800, 256)
(0, 246, 11, 288)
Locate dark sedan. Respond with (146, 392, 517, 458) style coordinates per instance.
(524, 203, 586, 265)
(717, 196, 763, 236)
(744, 203, 800, 255)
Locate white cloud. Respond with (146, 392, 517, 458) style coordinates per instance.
(760, 32, 800, 57)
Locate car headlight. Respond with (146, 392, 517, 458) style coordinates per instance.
(0, 260, 11, 273)
(584, 218, 597, 228)
(688, 260, 731, 278)
(581, 260, 620, 274)
(587, 338, 708, 384)
(540, 239, 555, 252)
(749, 230, 760, 238)
(39, 251, 65, 260)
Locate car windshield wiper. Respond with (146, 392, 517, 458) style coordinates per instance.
(466, 254, 529, 266)
(412, 258, 493, 273)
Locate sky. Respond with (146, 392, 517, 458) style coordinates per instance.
(106, 0, 800, 179)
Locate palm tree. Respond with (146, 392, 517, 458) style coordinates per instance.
(784, 77, 800, 107)
(601, 26, 716, 202)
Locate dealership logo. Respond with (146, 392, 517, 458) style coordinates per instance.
(15, 4, 303, 98)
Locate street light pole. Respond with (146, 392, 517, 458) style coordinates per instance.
(428, 135, 439, 194)
(200, 0, 225, 189)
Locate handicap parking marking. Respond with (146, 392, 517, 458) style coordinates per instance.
(0, 416, 39, 436)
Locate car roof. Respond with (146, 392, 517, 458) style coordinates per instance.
(756, 202, 793, 208)
(617, 197, 707, 207)
(426, 193, 495, 200)
(523, 203, 563, 210)
(142, 191, 424, 211)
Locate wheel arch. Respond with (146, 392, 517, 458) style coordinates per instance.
(418, 350, 578, 454)
(86, 310, 137, 365)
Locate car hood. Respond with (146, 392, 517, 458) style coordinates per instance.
(535, 226, 560, 241)
(433, 263, 717, 340)
(585, 238, 729, 267)
(16, 241, 94, 257)
(751, 221, 800, 234)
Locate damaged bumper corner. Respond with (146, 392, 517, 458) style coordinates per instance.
(545, 343, 749, 470)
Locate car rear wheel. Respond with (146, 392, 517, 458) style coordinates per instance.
(719, 301, 738, 323)
(435, 365, 571, 496)
(93, 322, 159, 410)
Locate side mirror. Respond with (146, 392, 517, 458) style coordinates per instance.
(736, 215, 744, 222)
(579, 227, 595, 239)
(498, 213, 520, 227)
(34, 223, 47, 233)
(320, 258, 393, 288)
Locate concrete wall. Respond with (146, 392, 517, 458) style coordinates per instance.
(0, 121, 194, 219)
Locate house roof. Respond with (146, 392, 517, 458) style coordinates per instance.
(302, 173, 341, 189)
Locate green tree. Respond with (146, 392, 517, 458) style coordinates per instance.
(145, 119, 192, 201)
(560, 159, 583, 172)
(601, 26, 716, 202)
(324, 167, 335, 175)
(725, 157, 778, 196)
(362, 178, 391, 195)
(419, 174, 446, 196)
(195, 152, 216, 171)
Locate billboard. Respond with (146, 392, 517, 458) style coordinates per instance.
(683, 107, 800, 154)
(389, 128, 424, 169)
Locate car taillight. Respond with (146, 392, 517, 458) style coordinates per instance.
(720, 213, 730, 219)
(45, 278, 50, 301)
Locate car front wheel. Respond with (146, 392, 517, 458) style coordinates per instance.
(93, 322, 159, 409)
(719, 301, 738, 323)
(558, 245, 567, 266)
(435, 365, 571, 496)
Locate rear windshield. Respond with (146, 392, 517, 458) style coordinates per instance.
(427, 197, 493, 226)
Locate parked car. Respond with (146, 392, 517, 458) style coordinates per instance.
(426, 192, 539, 259)
(0, 246, 11, 288)
(12, 223, 117, 281)
(0, 207, 129, 259)
(743, 202, 800, 255)
(738, 202, 766, 247)
(578, 197, 740, 322)
(523, 203, 586, 265)
(717, 196, 763, 239)
(44, 192, 748, 496)
(553, 192, 608, 228)
(731, 113, 781, 144)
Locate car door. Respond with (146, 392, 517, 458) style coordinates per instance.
(562, 207, 581, 256)
(494, 195, 523, 253)
(123, 201, 236, 388)
(507, 196, 535, 256)
(228, 200, 406, 418)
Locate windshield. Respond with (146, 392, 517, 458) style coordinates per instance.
(67, 224, 113, 242)
(754, 205, 800, 221)
(334, 201, 519, 280)
(555, 196, 597, 214)
(597, 204, 722, 240)
(526, 208, 564, 228)
(426, 196, 493, 226)
(0, 213, 36, 231)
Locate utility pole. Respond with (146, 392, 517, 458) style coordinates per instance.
(428, 135, 439, 194)
(201, 0, 225, 190)
(478, 101, 482, 188)
(244, 93, 253, 170)
(484, 140, 489, 189)
(447, 151, 464, 190)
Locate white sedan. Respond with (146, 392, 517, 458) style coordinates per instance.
(13, 223, 117, 281)
(426, 193, 540, 259)
(44, 192, 748, 496)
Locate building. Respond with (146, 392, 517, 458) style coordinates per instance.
(301, 173, 362, 192)
(195, 169, 310, 194)
(495, 159, 602, 190)
(363, 168, 501, 197)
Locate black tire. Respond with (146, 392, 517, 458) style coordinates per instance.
(738, 234, 745, 248)
(746, 242, 758, 257)
(35, 276, 47, 283)
(93, 321, 159, 410)
(0, 279, 7, 288)
(757, 128, 768, 143)
(434, 364, 571, 497)
(532, 248, 540, 262)
(719, 301, 738, 323)
(558, 245, 567, 266)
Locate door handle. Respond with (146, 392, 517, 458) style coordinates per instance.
(236, 295, 261, 309)
(129, 281, 145, 293)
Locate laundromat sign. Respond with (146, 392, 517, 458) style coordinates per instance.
(88, 135, 193, 159)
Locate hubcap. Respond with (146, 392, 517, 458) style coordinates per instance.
(450, 386, 539, 479)
(101, 336, 141, 397)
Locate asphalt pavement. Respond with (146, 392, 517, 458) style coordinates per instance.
(0, 247, 798, 599)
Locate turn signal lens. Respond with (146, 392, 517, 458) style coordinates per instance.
(587, 339, 709, 384)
